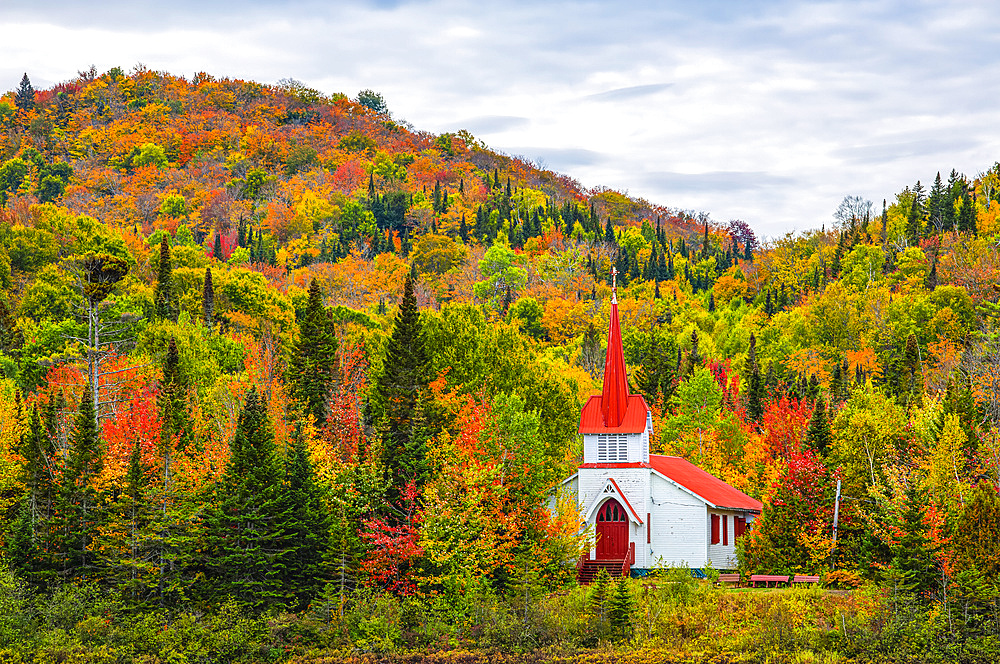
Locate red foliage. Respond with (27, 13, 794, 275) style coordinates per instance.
(359, 481, 423, 595)
(101, 385, 162, 482)
(760, 396, 813, 458)
(323, 341, 369, 461)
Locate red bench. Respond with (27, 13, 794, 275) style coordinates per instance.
(792, 574, 820, 585)
(750, 574, 789, 587)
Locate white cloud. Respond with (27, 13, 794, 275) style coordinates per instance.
(3, 0, 1000, 237)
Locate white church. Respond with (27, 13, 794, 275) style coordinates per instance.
(561, 279, 762, 581)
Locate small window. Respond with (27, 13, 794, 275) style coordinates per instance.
(735, 516, 746, 538)
(711, 514, 720, 544)
(597, 434, 629, 462)
(722, 515, 729, 546)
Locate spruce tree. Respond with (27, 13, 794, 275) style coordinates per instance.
(376, 272, 429, 505)
(805, 397, 831, 456)
(746, 334, 765, 426)
(887, 479, 938, 595)
(212, 232, 223, 260)
(55, 384, 103, 580)
(958, 187, 976, 234)
(14, 73, 35, 112)
(159, 337, 192, 466)
(288, 279, 337, 425)
(154, 236, 177, 321)
(273, 428, 330, 610)
(203, 387, 285, 608)
(202, 266, 214, 327)
(607, 575, 635, 641)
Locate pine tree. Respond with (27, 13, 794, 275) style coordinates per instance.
(212, 232, 223, 261)
(202, 266, 214, 327)
(14, 73, 35, 112)
(272, 428, 330, 611)
(154, 236, 177, 321)
(905, 182, 926, 245)
(746, 334, 765, 426)
(958, 186, 976, 234)
(203, 387, 285, 608)
(376, 272, 429, 506)
(805, 397, 831, 456)
(159, 337, 192, 467)
(605, 218, 616, 246)
(887, 479, 938, 595)
(459, 213, 469, 243)
(607, 575, 635, 641)
(54, 384, 103, 580)
(288, 279, 337, 426)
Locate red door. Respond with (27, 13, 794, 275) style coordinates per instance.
(596, 498, 629, 559)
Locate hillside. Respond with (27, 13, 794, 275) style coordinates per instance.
(1, 67, 1000, 661)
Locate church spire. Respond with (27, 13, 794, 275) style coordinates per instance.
(601, 267, 630, 427)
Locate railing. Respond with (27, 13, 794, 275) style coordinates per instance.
(577, 552, 589, 573)
(620, 542, 635, 578)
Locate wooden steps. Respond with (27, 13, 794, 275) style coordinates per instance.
(577, 558, 628, 584)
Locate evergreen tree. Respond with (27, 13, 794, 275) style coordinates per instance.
(154, 236, 177, 321)
(376, 273, 430, 505)
(604, 218, 616, 246)
(203, 387, 285, 608)
(459, 213, 469, 243)
(288, 279, 338, 425)
(106, 436, 157, 607)
(273, 428, 330, 611)
(887, 479, 938, 595)
(905, 182, 926, 245)
(805, 397, 831, 456)
(14, 73, 35, 112)
(202, 266, 214, 327)
(746, 334, 765, 426)
(958, 186, 976, 234)
(159, 337, 192, 464)
(54, 384, 103, 580)
(607, 575, 635, 641)
(926, 171, 946, 235)
(952, 482, 1000, 577)
(212, 232, 223, 261)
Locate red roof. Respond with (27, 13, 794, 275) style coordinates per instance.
(649, 455, 763, 512)
(579, 394, 650, 434)
(601, 301, 630, 427)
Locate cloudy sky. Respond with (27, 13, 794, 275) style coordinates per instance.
(3, 0, 999, 238)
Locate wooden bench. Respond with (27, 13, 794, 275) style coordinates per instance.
(792, 574, 820, 585)
(716, 573, 741, 587)
(750, 574, 789, 587)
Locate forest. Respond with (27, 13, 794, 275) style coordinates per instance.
(0, 66, 999, 663)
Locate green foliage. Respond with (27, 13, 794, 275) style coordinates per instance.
(202, 387, 285, 609)
(288, 279, 337, 424)
(473, 244, 527, 314)
(375, 273, 430, 502)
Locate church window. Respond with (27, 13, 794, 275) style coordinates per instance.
(597, 434, 629, 462)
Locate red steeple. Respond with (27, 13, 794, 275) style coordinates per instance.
(601, 268, 630, 427)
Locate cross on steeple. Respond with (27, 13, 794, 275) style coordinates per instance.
(611, 266, 618, 304)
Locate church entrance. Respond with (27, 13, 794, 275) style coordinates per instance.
(595, 498, 629, 559)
